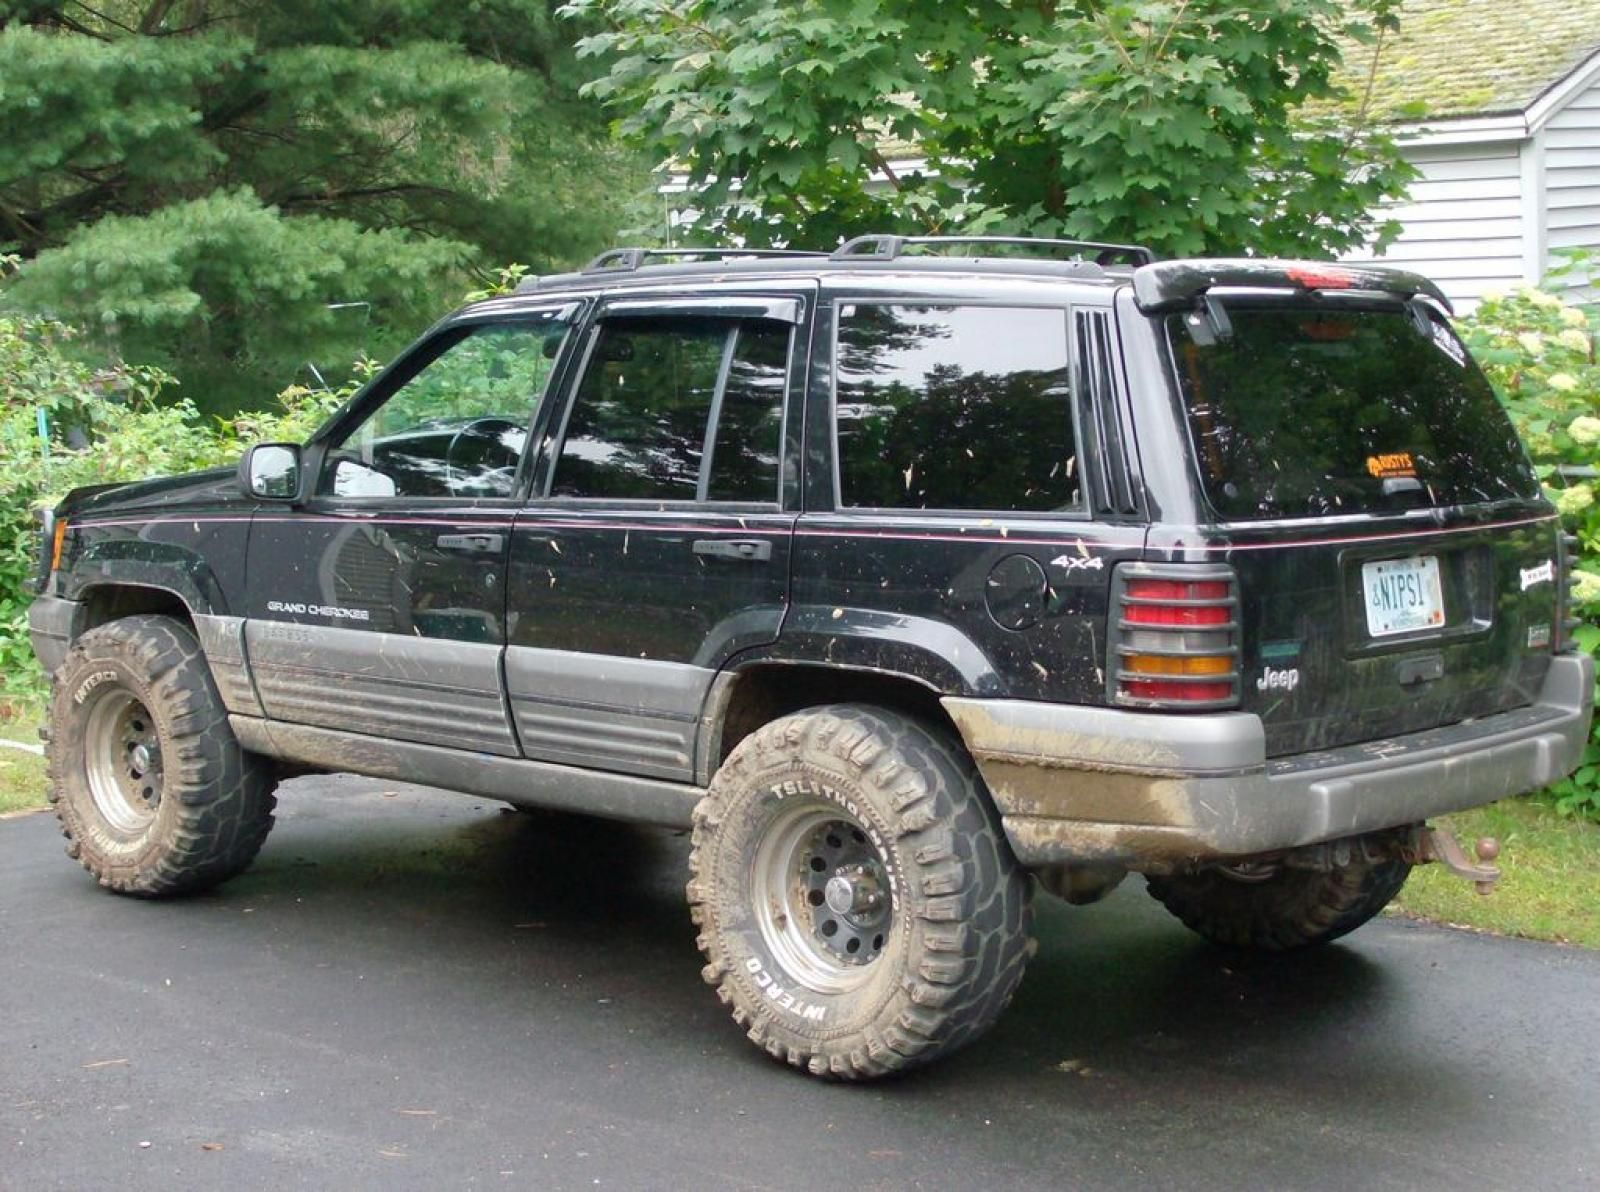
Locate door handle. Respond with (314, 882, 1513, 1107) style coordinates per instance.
(436, 532, 504, 553)
(692, 538, 772, 562)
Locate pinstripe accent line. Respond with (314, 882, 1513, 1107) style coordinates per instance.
(1162, 513, 1558, 554)
(70, 510, 1558, 553)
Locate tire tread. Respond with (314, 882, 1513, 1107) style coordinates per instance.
(688, 704, 1033, 1080)
(48, 615, 276, 898)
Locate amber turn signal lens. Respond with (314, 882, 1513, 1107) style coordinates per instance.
(1124, 653, 1232, 677)
(50, 518, 67, 572)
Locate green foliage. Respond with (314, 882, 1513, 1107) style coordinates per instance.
(0, 1, 649, 414)
(1458, 275, 1600, 821)
(564, 0, 1415, 256)
(8, 191, 471, 413)
(0, 302, 354, 708)
(372, 322, 565, 437)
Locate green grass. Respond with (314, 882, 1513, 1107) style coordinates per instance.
(0, 716, 47, 816)
(1392, 799, 1600, 949)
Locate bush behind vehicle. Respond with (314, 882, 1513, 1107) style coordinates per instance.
(1455, 253, 1600, 820)
(0, 307, 352, 712)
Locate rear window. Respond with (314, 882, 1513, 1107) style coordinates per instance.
(1167, 304, 1539, 520)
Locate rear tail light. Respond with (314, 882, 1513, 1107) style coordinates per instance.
(1110, 564, 1240, 709)
(1557, 531, 1582, 654)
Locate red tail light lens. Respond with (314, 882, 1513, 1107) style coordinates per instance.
(1122, 678, 1235, 702)
(1112, 566, 1240, 709)
(1123, 578, 1232, 626)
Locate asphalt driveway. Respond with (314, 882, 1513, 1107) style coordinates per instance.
(3, 776, 1597, 1190)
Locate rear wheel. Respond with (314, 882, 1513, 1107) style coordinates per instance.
(688, 705, 1034, 1080)
(1145, 855, 1411, 951)
(48, 614, 277, 897)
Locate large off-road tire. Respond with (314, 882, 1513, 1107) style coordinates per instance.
(1145, 856, 1411, 951)
(688, 705, 1034, 1080)
(47, 614, 277, 897)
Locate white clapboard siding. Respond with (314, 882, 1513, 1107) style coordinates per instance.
(1543, 72, 1600, 278)
(1342, 141, 1526, 306)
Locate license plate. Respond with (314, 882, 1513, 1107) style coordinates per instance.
(1362, 555, 1445, 638)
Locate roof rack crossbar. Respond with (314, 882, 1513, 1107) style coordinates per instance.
(829, 234, 1156, 267)
(582, 246, 828, 275)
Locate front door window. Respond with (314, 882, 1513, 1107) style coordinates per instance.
(323, 316, 571, 500)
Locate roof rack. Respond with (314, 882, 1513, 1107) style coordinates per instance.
(829, 234, 1156, 268)
(581, 246, 828, 275)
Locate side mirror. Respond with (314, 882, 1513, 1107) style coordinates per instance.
(240, 443, 301, 500)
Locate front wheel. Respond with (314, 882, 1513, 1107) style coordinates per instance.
(1145, 855, 1411, 951)
(48, 614, 277, 897)
(688, 705, 1034, 1080)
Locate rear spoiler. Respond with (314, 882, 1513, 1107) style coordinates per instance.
(1130, 259, 1453, 315)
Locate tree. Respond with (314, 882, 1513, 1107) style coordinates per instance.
(563, 0, 1414, 258)
(0, 2, 648, 413)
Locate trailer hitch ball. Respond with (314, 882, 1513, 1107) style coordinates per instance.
(1415, 826, 1503, 896)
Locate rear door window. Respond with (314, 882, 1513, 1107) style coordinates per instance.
(550, 316, 789, 503)
(834, 303, 1079, 512)
(1167, 304, 1539, 520)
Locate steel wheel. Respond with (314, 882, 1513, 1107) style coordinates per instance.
(690, 705, 1035, 1079)
(750, 803, 894, 995)
(82, 687, 163, 836)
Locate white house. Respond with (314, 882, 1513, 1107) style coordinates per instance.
(1337, 0, 1600, 305)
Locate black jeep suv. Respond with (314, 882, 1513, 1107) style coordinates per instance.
(29, 236, 1594, 1079)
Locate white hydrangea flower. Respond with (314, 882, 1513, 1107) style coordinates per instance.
(1530, 289, 1563, 309)
(1555, 484, 1594, 515)
(1557, 328, 1592, 355)
(1569, 415, 1600, 444)
(1572, 570, 1600, 607)
(1547, 372, 1578, 392)
(1480, 287, 1507, 304)
(1561, 306, 1590, 328)
(1518, 331, 1544, 355)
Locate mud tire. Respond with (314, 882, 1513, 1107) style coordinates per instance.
(688, 705, 1034, 1080)
(1145, 856, 1411, 951)
(48, 614, 276, 897)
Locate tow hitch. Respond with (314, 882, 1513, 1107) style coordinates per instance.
(1407, 826, 1502, 895)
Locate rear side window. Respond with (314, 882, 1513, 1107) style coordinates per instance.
(1168, 305, 1539, 520)
(551, 316, 789, 502)
(834, 304, 1079, 511)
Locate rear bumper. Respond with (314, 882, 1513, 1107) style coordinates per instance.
(943, 653, 1595, 869)
(28, 594, 83, 676)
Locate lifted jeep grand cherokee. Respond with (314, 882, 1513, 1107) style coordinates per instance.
(29, 236, 1594, 1079)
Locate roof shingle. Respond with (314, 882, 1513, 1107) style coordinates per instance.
(1338, 0, 1600, 121)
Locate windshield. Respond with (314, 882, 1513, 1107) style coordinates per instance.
(1166, 303, 1539, 521)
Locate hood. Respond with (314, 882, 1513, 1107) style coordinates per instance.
(55, 466, 247, 520)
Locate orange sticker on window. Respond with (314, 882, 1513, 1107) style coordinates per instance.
(1366, 452, 1416, 479)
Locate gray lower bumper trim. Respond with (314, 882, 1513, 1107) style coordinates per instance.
(945, 654, 1595, 868)
(27, 595, 84, 676)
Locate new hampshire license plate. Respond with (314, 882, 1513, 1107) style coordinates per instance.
(1362, 555, 1445, 638)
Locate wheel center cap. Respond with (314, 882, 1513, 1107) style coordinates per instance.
(824, 875, 856, 915)
(130, 743, 153, 776)
(824, 869, 882, 917)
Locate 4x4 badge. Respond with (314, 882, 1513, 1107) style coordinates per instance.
(1049, 554, 1104, 572)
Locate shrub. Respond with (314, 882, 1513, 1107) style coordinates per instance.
(0, 308, 353, 712)
(1457, 271, 1600, 820)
